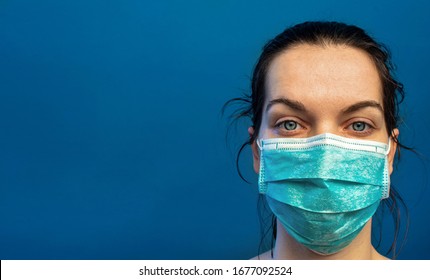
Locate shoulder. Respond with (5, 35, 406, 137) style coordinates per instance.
(372, 249, 390, 260)
(250, 250, 273, 260)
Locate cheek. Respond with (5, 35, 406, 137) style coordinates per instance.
(257, 114, 275, 139)
(373, 124, 390, 143)
(257, 124, 273, 139)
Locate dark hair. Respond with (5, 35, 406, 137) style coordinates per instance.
(224, 21, 409, 259)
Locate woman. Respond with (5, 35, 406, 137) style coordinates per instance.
(227, 21, 407, 259)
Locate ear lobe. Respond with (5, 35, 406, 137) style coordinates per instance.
(388, 128, 399, 175)
(248, 127, 261, 174)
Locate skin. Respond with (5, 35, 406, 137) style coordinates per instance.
(249, 43, 398, 260)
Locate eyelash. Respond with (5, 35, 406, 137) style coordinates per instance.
(274, 119, 304, 135)
(273, 120, 375, 136)
(347, 121, 374, 135)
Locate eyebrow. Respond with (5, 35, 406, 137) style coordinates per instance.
(341, 100, 384, 114)
(265, 97, 307, 113)
(266, 98, 384, 115)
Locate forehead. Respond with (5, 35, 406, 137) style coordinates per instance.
(265, 44, 383, 106)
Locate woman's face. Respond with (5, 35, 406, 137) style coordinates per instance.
(250, 44, 398, 173)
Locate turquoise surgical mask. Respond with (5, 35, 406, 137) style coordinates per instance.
(257, 133, 390, 255)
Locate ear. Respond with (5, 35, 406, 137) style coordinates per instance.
(387, 128, 399, 175)
(248, 126, 260, 174)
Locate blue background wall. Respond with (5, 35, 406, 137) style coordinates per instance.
(1, 0, 429, 259)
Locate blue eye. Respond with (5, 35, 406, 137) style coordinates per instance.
(352, 122, 367, 131)
(283, 120, 298, 130)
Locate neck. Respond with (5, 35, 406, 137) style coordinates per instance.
(272, 219, 387, 260)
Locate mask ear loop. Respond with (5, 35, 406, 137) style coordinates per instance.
(385, 138, 392, 156)
(382, 137, 392, 199)
(256, 139, 262, 151)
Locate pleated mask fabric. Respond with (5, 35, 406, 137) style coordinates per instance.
(258, 133, 390, 255)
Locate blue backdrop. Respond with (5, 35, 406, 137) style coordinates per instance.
(1, 0, 429, 260)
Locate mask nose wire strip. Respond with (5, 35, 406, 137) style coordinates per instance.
(257, 136, 389, 155)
